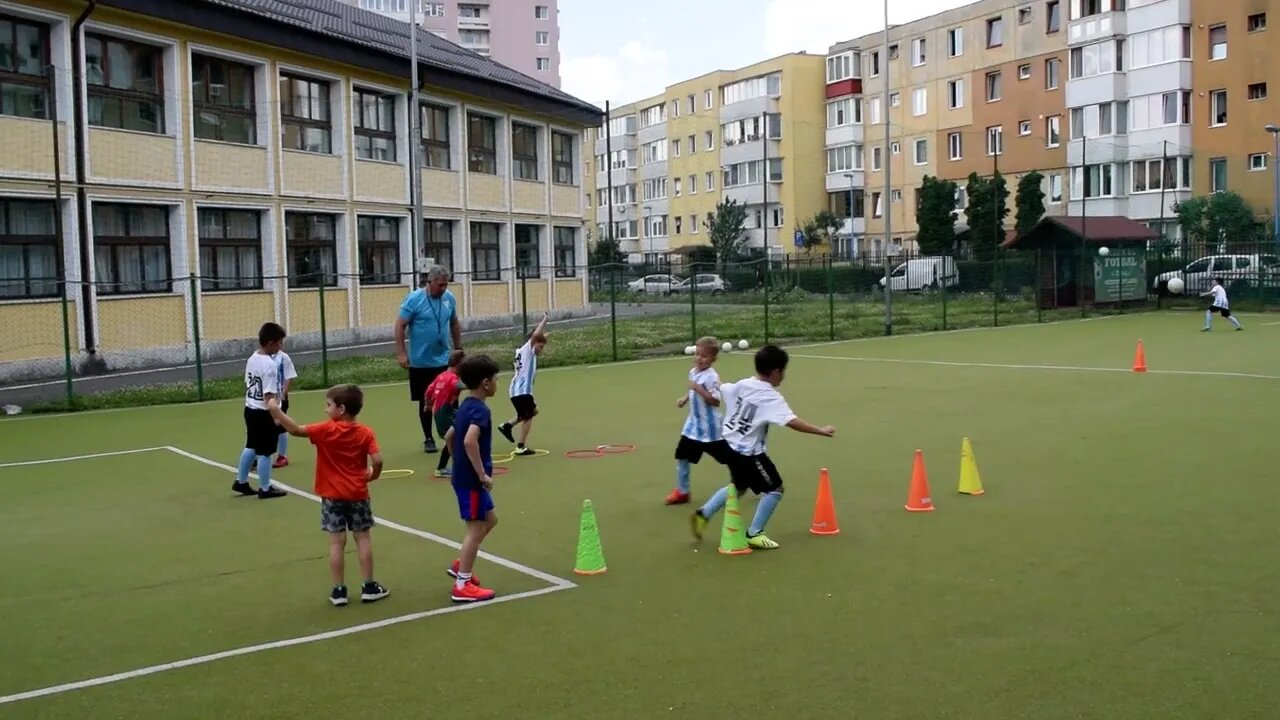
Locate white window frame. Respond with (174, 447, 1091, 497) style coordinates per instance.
(912, 138, 927, 165)
(910, 38, 926, 67)
(911, 87, 927, 117)
(1249, 153, 1267, 171)
(947, 27, 964, 57)
(947, 78, 964, 109)
(948, 132, 962, 161)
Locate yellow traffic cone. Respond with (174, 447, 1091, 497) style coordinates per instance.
(958, 437, 985, 496)
(717, 485, 752, 555)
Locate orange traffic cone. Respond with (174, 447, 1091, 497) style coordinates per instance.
(905, 449, 935, 512)
(1132, 339, 1147, 373)
(809, 467, 840, 535)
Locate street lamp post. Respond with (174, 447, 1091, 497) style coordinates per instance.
(644, 204, 653, 268)
(1266, 124, 1280, 253)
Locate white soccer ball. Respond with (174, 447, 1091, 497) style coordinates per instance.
(738, 339, 749, 350)
(684, 345, 695, 355)
(721, 342, 733, 353)
(1098, 246, 1110, 257)
(1167, 277, 1185, 295)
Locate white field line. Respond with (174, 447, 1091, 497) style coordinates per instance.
(0, 313, 1119, 424)
(1261, 321, 1280, 326)
(792, 353, 1280, 381)
(0, 446, 575, 707)
(0, 447, 165, 468)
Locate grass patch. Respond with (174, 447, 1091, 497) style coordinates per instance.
(30, 293, 1109, 413)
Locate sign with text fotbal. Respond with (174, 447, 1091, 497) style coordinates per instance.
(1093, 248, 1146, 303)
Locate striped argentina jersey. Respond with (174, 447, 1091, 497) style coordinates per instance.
(509, 340, 537, 397)
(680, 367, 723, 442)
(719, 377, 797, 456)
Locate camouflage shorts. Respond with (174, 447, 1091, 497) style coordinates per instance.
(321, 498, 374, 533)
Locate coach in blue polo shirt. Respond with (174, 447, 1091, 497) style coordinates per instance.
(395, 265, 462, 453)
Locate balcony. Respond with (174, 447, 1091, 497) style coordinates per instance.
(720, 136, 780, 166)
(1067, 11, 1126, 46)
(593, 133, 636, 156)
(1066, 136, 1130, 166)
(457, 14, 490, 29)
(719, 94, 780, 124)
(596, 165, 636, 188)
(1125, 0, 1190, 34)
(723, 182, 781, 207)
(1064, 72, 1126, 108)
(825, 171, 864, 193)
(825, 124, 862, 148)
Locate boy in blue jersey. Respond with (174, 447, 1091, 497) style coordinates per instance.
(446, 354, 501, 603)
(499, 313, 549, 456)
(665, 336, 731, 505)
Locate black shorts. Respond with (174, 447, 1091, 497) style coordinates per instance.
(727, 450, 784, 495)
(674, 436, 733, 465)
(1208, 305, 1231, 317)
(511, 394, 538, 421)
(244, 407, 278, 455)
(409, 366, 446, 402)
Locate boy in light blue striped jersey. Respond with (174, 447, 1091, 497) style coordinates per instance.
(665, 337, 732, 505)
(498, 313, 548, 456)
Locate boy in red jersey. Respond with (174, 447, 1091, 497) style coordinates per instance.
(268, 384, 389, 607)
(424, 350, 466, 478)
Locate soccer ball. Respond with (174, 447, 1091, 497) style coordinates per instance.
(684, 345, 695, 355)
(738, 339, 749, 350)
(1167, 277, 1185, 295)
(721, 341, 733, 353)
(1098, 246, 1110, 257)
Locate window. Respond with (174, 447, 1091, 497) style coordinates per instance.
(535, 31, 549, 45)
(536, 58, 550, 72)
(673, 178, 681, 197)
(644, 215, 667, 238)
(511, 123, 539, 180)
(279, 74, 331, 153)
(948, 27, 964, 57)
(986, 126, 1003, 156)
(1248, 13, 1266, 32)
(705, 130, 714, 150)
(872, 145, 883, 171)
(826, 144, 860, 173)
(910, 87, 927, 116)
(85, 34, 164, 134)
(827, 98, 854, 127)
(353, 89, 395, 161)
(468, 113, 497, 174)
(514, 224, 540, 278)
(671, 138, 681, 157)
(1129, 91, 1191, 129)
(771, 207, 784, 228)
(470, 222, 500, 280)
(674, 216, 682, 235)
(1130, 157, 1191, 192)
(1069, 39, 1124, 79)
(535, 5, 549, 19)
(192, 54, 255, 144)
(1046, 115, 1061, 147)
(705, 171, 713, 192)
(1209, 24, 1226, 60)
(686, 95, 694, 114)
(424, 219, 454, 272)
(872, 192, 883, 218)
(93, 203, 171, 295)
(1019, 120, 1031, 136)
(357, 216, 400, 285)
(0, 15, 50, 119)
(1070, 164, 1116, 198)
(947, 78, 964, 109)
(911, 38, 926, 66)
(889, 92, 900, 107)
(639, 103, 664, 127)
(553, 227, 576, 277)
(421, 103, 450, 169)
(704, 90, 713, 108)
(869, 50, 880, 76)
(1210, 89, 1227, 126)
(913, 138, 927, 165)
(689, 214, 698, 234)
(0, 199, 58, 298)
(826, 52, 853, 82)
(285, 212, 336, 288)
(1249, 83, 1267, 101)
(948, 132, 962, 160)
(720, 73, 780, 105)
(888, 44, 899, 60)
(1018, 5, 1032, 24)
(891, 141, 900, 154)
(688, 174, 697, 194)
(1209, 157, 1227, 191)
(1129, 26, 1191, 68)
(1049, 174, 1063, 202)
(1045, 58, 1060, 89)
(687, 134, 696, 154)
(986, 16, 1004, 47)
(985, 71, 1002, 101)
(198, 208, 261, 292)
(1249, 153, 1267, 171)
(551, 131, 574, 185)
(1046, 1, 1061, 32)
(870, 97, 882, 124)
(1018, 63, 1031, 80)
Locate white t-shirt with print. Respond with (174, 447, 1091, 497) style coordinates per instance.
(719, 377, 797, 456)
(244, 352, 280, 410)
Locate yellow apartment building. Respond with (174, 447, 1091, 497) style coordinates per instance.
(583, 52, 827, 263)
(0, 0, 600, 383)
(828, 0, 1069, 258)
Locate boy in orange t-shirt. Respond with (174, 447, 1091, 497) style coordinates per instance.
(268, 384, 387, 607)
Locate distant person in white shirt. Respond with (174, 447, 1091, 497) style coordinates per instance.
(1201, 277, 1243, 332)
(689, 345, 835, 550)
(499, 313, 549, 456)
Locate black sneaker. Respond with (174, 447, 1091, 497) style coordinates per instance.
(514, 446, 535, 456)
(498, 423, 515, 444)
(330, 586, 348, 607)
(361, 581, 390, 603)
(258, 486, 288, 499)
(231, 481, 257, 497)
(424, 438, 438, 454)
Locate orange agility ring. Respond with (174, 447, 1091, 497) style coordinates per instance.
(564, 449, 604, 459)
(492, 466, 510, 476)
(596, 443, 636, 455)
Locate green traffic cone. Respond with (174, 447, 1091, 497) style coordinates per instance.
(718, 485, 752, 555)
(573, 499, 607, 575)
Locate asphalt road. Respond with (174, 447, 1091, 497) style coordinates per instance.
(0, 302, 704, 409)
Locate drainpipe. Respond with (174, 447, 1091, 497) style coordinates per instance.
(71, 0, 100, 363)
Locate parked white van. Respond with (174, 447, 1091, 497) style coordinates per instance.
(879, 257, 960, 292)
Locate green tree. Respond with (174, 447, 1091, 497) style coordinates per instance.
(915, 175, 959, 255)
(588, 234, 625, 267)
(704, 198, 749, 272)
(1015, 171, 1046, 235)
(794, 210, 841, 257)
(964, 171, 1009, 261)
(1175, 191, 1264, 252)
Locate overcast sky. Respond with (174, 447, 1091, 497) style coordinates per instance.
(559, 0, 969, 107)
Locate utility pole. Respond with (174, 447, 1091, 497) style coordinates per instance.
(882, 0, 893, 335)
(408, 2, 423, 263)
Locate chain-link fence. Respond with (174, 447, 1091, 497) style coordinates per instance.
(4, 240, 1280, 412)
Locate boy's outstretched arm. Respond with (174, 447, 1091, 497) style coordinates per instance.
(266, 397, 309, 437)
(786, 417, 836, 437)
(367, 451, 383, 482)
(532, 312, 549, 338)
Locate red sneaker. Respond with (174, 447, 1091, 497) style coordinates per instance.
(447, 560, 480, 586)
(272, 456, 289, 468)
(664, 489, 691, 505)
(451, 580, 495, 603)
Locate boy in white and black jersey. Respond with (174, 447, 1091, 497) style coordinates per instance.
(690, 344, 835, 550)
(1201, 277, 1243, 331)
(232, 322, 289, 499)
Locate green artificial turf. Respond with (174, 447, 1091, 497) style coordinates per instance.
(1, 312, 1277, 719)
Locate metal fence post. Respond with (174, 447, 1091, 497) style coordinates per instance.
(1035, 249, 1043, 323)
(941, 256, 949, 331)
(317, 274, 329, 387)
(993, 250, 1001, 327)
(59, 278, 74, 408)
(189, 273, 204, 401)
(826, 257, 835, 341)
(763, 258, 771, 344)
(690, 260, 698, 346)
(609, 264, 618, 362)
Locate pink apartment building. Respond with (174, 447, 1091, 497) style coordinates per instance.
(346, 0, 561, 88)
